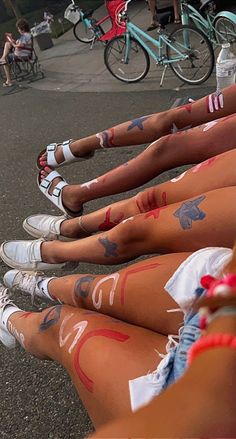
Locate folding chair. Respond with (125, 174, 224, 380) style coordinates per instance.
(10, 37, 44, 83)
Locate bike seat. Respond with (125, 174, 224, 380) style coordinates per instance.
(83, 9, 94, 19)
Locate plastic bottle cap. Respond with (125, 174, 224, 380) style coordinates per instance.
(222, 43, 230, 49)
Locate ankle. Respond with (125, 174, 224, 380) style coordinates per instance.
(60, 217, 90, 238)
(41, 241, 64, 264)
(63, 186, 83, 212)
(72, 137, 97, 156)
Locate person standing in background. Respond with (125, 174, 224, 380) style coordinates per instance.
(147, 0, 180, 31)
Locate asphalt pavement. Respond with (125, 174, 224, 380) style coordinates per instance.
(0, 1, 219, 438)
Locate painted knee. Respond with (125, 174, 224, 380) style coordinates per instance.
(23, 306, 62, 360)
(106, 218, 145, 260)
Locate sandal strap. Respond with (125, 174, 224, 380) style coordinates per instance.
(46, 140, 74, 167)
(47, 143, 60, 167)
(61, 139, 75, 162)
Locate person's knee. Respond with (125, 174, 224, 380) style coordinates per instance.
(106, 218, 145, 258)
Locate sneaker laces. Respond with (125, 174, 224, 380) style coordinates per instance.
(0, 285, 14, 310)
(16, 272, 42, 305)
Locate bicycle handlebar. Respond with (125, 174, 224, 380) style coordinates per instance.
(124, 0, 132, 12)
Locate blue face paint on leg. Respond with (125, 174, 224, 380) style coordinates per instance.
(173, 195, 206, 230)
(75, 276, 95, 298)
(98, 237, 118, 257)
(127, 116, 151, 131)
(39, 305, 62, 331)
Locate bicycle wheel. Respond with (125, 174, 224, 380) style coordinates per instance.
(214, 16, 236, 54)
(73, 19, 95, 43)
(104, 35, 150, 83)
(166, 25, 214, 85)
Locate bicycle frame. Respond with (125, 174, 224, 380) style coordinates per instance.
(125, 22, 188, 65)
(180, 1, 236, 46)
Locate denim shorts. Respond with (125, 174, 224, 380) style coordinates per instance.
(129, 304, 202, 412)
(129, 247, 232, 412)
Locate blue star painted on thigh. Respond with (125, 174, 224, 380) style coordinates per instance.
(174, 195, 206, 229)
(98, 237, 118, 257)
(127, 116, 151, 131)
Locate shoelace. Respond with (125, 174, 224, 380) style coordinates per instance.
(17, 272, 42, 305)
(0, 286, 14, 310)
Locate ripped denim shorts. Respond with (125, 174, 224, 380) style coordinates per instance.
(129, 302, 202, 412)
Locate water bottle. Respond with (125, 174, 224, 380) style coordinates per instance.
(216, 43, 236, 92)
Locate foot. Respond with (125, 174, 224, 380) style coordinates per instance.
(147, 22, 159, 31)
(3, 270, 55, 303)
(0, 284, 17, 348)
(39, 140, 94, 168)
(0, 239, 77, 271)
(23, 214, 90, 241)
(3, 81, 13, 87)
(39, 167, 83, 214)
(174, 17, 181, 24)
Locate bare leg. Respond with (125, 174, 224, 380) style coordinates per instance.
(92, 312, 236, 437)
(147, 0, 158, 27)
(39, 113, 236, 214)
(36, 148, 236, 241)
(3, 64, 12, 85)
(0, 42, 12, 62)
(173, 0, 180, 21)
(6, 303, 168, 427)
(39, 84, 236, 167)
(19, 186, 236, 267)
(12, 253, 188, 333)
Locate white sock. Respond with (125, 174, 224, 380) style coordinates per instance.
(38, 277, 56, 301)
(2, 305, 21, 328)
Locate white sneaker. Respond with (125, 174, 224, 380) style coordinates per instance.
(3, 270, 48, 304)
(0, 284, 16, 348)
(23, 214, 71, 241)
(0, 239, 77, 271)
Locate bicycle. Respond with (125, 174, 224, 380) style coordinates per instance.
(104, 0, 214, 85)
(64, 0, 105, 45)
(180, 0, 236, 52)
(64, 0, 126, 48)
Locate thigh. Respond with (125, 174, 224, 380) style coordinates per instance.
(76, 252, 190, 334)
(157, 148, 236, 205)
(64, 308, 168, 427)
(146, 186, 236, 253)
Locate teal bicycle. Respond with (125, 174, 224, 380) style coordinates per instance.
(104, 0, 214, 85)
(180, 0, 236, 51)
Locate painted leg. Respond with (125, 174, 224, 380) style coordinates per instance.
(38, 113, 236, 216)
(39, 186, 236, 263)
(39, 84, 236, 168)
(5, 252, 189, 332)
(3, 186, 236, 269)
(2, 294, 168, 427)
(92, 314, 236, 437)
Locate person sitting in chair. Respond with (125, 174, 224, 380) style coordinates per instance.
(0, 18, 32, 87)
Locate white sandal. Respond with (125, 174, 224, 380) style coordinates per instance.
(37, 139, 94, 169)
(23, 214, 73, 241)
(37, 170, 83, 218)
(0, 239, 78, 271)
